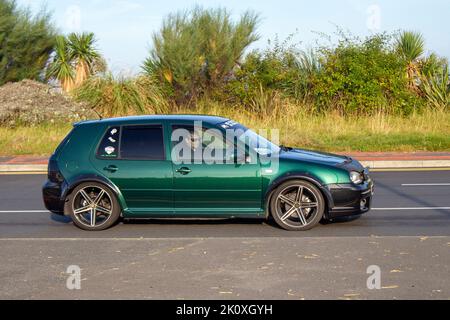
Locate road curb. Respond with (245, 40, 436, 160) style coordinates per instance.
(0, 165, 47, 173)
(360, 160, 450, 169)
(1, 160, 450, 173)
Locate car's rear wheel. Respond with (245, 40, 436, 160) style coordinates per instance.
(65, 182, 121, 231)
(270, 180, 325, 231)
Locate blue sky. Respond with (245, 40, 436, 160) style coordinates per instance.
(18, 0, 450, 74)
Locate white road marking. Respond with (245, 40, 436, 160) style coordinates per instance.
(402, 183, 450, 186)
(372, 207, 450, 211)
(0, 236, 448, 241)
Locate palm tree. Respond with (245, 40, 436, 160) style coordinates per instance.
(396, 31, 425, 91)
(46, 32, 104, 92)
(67, 32, 104, 87)
(45, 36, 75, 92)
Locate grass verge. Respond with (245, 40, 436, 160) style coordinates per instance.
(0, 109, 448, 156)
(0, 123, 73, 156)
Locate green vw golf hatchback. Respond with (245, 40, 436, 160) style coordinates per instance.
(43, 115, 374, 231)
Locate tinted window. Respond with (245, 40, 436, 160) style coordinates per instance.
(97, 127, 121, 158)
(121, 125, 165, 160)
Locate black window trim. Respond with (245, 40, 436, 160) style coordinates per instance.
(95, 123, 167, 161)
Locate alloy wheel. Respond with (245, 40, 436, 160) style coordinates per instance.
(275, 185, 320, 228)
(72, 186, 113, 228)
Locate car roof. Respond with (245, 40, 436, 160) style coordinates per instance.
(75, 115, 230, 127)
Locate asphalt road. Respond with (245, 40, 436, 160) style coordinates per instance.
(0, 171, 449, 300)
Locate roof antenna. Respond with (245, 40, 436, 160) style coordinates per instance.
(91, 107, 103, 120)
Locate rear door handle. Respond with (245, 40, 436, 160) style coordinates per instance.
(104, 165, 119, 173)
(176, 167, 192, 175)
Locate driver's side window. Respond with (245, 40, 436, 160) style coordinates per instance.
(171, 125, 233, 163)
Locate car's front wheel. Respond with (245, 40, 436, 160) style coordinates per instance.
(65, 182, 121, 231)
(270, 180, 325, 231)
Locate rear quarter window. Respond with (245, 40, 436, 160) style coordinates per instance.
(96, 127, 121, 159)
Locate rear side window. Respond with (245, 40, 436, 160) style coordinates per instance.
(120, 125, 165, 160)
(97, 127, 121, 159)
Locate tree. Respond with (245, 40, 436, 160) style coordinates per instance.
(45, 36, 75, 92)
(0, 0, 56, 85)
(396, 31, 425, 91)
(143, 7, 259, 105)
(46, 32, 105, 92)
(68, 32, 105, 87)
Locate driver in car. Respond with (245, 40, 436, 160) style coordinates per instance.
(174, 129, 204, 164)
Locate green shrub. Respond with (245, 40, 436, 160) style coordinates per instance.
(312, 33, 424, 115)
(73, 73, 169, 117)
(421, 61, 450, 111)
(227, 36, 320, 104)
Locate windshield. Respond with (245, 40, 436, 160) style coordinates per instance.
(219, 121, 281, 155)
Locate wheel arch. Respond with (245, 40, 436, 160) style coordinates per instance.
(63, 174, 127, 213)
(264, 173, 334, 219)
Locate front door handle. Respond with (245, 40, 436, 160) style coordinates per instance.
(176, 167, 192, 175)
(104, 165, 119, 173)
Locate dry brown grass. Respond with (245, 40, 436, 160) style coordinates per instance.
(0, 103, 448, 156)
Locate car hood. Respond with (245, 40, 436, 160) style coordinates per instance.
(279, 148, 352, 167)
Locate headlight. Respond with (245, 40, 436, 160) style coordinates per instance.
(350, 171, 364, 185)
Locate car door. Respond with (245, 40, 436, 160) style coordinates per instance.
(170, 123, 263, 216)
(91, 123, 173, 216)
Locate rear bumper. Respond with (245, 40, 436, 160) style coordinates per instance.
(327, 180, 374, 218)
(42, 180, 67, 215)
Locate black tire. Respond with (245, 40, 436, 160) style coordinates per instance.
(270, 180, 325, 231)
(65, 182, 121, 231)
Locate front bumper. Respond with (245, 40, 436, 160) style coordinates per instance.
(42, 180, 67, 215)
(327, 179, 374, 218)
